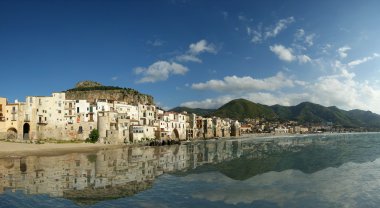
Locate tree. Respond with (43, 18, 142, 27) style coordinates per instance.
(88, 129, 99, 143)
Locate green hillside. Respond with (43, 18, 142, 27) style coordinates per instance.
(211, 99, 277, 120)
(175, 98, 380, 129)
(271, 102, 360, 127)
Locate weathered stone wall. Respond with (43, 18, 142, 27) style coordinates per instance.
(66, 90, 154, 105)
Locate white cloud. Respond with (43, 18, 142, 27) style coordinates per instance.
(294, 29, 315, 47)
(189, 39, 217, 55)
(111, 76, 118, 81)
(270, 44, 312, 64)
(180, 95, 235, 109)
(176, 39, 217, 63)
(321, 44, 332, 54)
(247, 26, 262, 43)
(338, 46, 351, 59)
(305, 34, 315, 47)
(297, 54, 311, 63)
(270, 44, 296, 62)
(134, 61, 188, 83)
(246, 17, 294, 44)
(347, 53, 380, 67)
(176, 54, 202, 63)
(147, 39, 164, 47)
(294, 29, 305, 39)
(265, 17, 295, 38)
(191, 72, 297, 92)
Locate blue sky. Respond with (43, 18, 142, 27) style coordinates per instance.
(1, 0, 380, 113)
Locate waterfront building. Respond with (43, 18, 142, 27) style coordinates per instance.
(0, 92, 240, 142)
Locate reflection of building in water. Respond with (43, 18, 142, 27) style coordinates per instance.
(0, 137, 322, 202)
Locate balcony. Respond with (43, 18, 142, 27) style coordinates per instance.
(37, 121, 48, 125)
(64, 107, 75, 110)
(11, 111, 17, 114)
(24, 118, 30, 122)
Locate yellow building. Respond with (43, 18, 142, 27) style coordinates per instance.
(3, 101, 28, 141)
(0, 97, 7, 140)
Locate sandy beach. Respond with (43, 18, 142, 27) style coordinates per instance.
(0, 142, 123, 158)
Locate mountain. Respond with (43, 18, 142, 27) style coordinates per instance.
(65, 81, 154, 104)
(169, 107, 215, 116)
(175, 99, 380, 129)
(211, 99, 277, 121)
(271, 102, 359, 127)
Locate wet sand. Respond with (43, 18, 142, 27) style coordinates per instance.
(0, 142, 123, 158)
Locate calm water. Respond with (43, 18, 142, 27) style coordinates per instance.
(1, 133, 380, 207)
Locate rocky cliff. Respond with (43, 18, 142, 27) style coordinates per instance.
(65, 81, 154, 104)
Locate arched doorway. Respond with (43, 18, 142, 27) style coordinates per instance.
(23, 123, 30, 140)
(20, 158, 27, 173)
(171, 129, 179, 140)
(7, 128, 17, 140)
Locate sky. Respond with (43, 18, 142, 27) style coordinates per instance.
(1, 0, 380, 113)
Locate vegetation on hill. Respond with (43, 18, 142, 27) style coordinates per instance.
(271, 102, 359, 126)
(65, 81, 154, 104)
(211, 99, 277, 121)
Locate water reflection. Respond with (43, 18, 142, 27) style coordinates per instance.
(1, 133, 380, 205)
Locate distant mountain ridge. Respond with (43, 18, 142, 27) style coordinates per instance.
(170, 99, 380, 129)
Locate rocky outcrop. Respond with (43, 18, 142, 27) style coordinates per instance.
(65, 81, 154, 104)
(75, 80, 103, 88)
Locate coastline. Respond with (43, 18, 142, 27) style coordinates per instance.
(0, 142, 123, 158)
(0, 132, 376, 158)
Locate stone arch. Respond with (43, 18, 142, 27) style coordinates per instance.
(171, 129, 179, 140)
(23, 123, 30, 140)
(7, 128, 17, 140)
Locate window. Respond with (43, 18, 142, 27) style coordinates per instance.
(77, 107, 79, 113)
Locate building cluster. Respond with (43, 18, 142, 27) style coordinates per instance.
(0, 92, 241, 144)
(240, 118, 337, 135)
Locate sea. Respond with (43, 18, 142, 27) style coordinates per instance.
(1, 133, 380, 207)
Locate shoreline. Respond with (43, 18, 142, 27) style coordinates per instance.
(0, 132, 377, 158)
(0, 142, 123, 158)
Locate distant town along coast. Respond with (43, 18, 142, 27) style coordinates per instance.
(0, 81, 378, 145)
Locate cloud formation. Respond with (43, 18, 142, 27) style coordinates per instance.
(176, 39, 217, 63)
(270, 44, 296, 62)
(270, 44, 311, 63)
(191, 72, 296, 92)
(338, 46, 351, 59)
(182, 67, 380, 113)
(294, 29, 315, 47)
(265, 17, 295, 38)
(247, 17, 295, 44)
(347, 53, 380, 67)
(134, 61, 188, 83)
